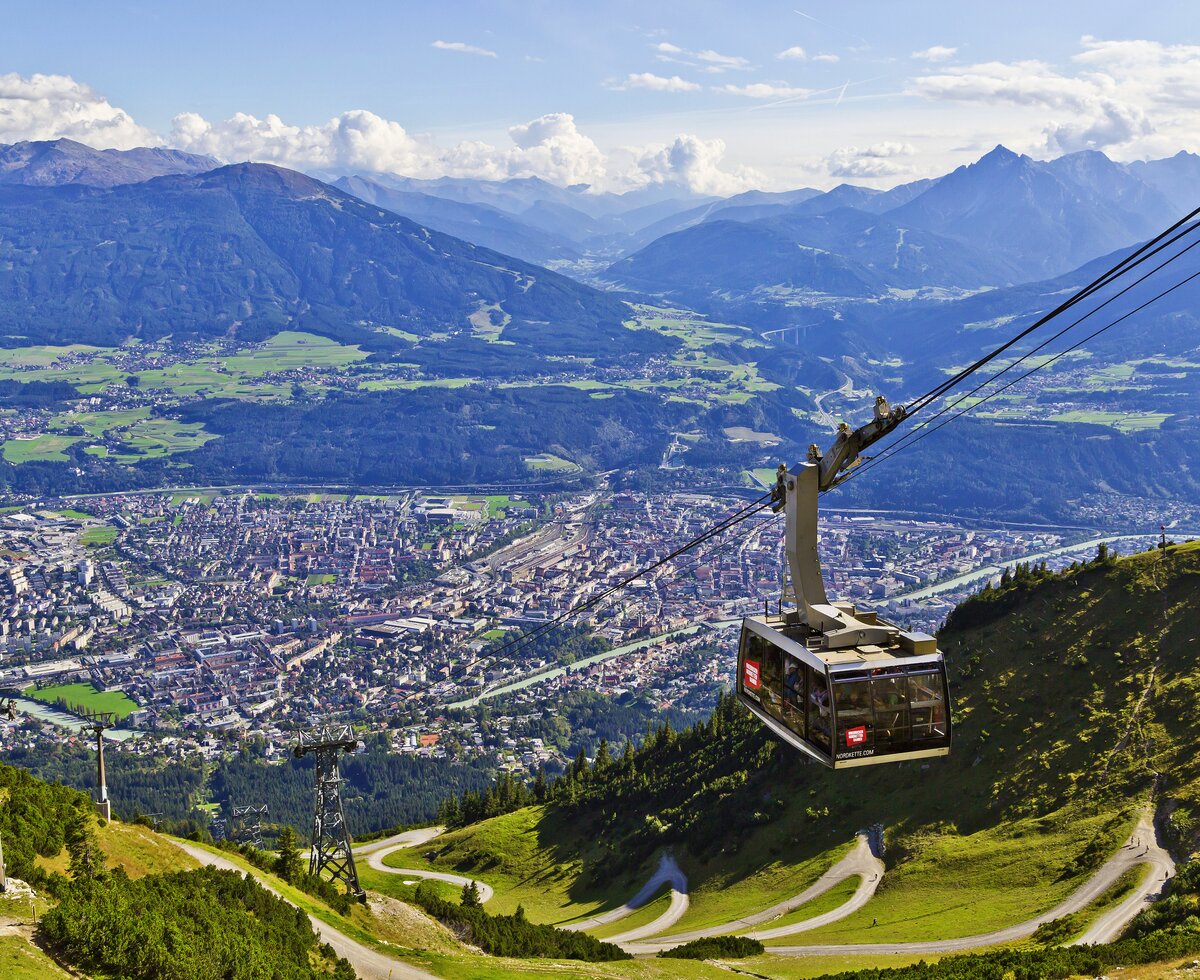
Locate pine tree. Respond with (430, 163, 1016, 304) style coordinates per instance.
(533, 767, 547, 803)
(594, 738, 611, 771)
(65, 810, 104, 880)
(275, 825, 302, 883)
(461, 879, 482, 907)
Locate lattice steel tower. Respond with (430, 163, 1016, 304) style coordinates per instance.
(294, 726, 364, 900)
(232, 803, 269, 850)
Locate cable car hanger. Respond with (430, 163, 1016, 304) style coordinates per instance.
(738, 397, 953, 768)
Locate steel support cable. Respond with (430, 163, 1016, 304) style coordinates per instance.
(905, 207, 1200, 415)
(481, 493, 773, 662)
(839, 264, 1200, 490)
(852, 232, 1200, 478)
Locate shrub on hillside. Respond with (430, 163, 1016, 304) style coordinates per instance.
(658, 936, 766, 959)
(411, 881, 630, 961)
(40, 866, 355, 979)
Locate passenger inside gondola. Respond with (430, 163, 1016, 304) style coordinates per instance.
(782, 659, 803, 729)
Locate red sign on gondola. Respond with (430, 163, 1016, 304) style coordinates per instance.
(845, 726, 867, 747)
(743, 659, 760, 689)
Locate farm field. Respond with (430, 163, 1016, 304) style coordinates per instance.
(2, 434, 82, 462)
(524, 453, 579, 472)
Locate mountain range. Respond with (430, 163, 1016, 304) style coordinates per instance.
(606, 146, 1200, 306)
(4, 137, 1196, 314)
(0, 137, 217, 187)
(0, 159, 653, 357)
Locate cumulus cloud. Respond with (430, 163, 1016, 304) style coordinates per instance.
(777, 46, 807, 60)
(0, 72, 161, 149)
(626, 134, 763, 195)
(654, 42, 684, 55)
(432, 40, 497, 58)
(169, 104, 759, 194)
(910, 49, 1158, 153)
(607, 72, 700, 93)
(718, 82, 811, 99)
(907, 36, 1200, 155)
(827, 142, 916, 178)
(813, 53, 840, 63)
(504, 112, 608, 185)
(912, 45, 957, 62)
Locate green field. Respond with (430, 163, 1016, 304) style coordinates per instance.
(27, 681, 138, 721)
(1049, 410, 1171, 432)
(106, 418, 216, 461)
(221, 331, 368, 376)
(523, 453, 579, 472)
(305, 573, 337, 586)
(2, 434, 82, 463)
(79, 526, 117, 546)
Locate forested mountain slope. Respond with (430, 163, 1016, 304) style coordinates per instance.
(0, 162, 651, 358)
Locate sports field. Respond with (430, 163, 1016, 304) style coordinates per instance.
(27, 682, 138, 720)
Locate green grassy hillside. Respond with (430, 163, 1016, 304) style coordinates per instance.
(420, 542, 1200, 944)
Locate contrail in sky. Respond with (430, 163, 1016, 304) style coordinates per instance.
(793, 7, 871, 46)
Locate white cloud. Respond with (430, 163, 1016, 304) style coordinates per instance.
(777, 46, 807, 61)
(718, 82, 811, 99)
(626, 134, 763, 195)
(827, 142, 915, 178)
(608, 73, 700, 93)
(813, 53, 840, 63)
(168, 104, 759, 194)
(432, 40, 497, 58)
(695, 49, 750, 70)
(0, 72, 161, 149)
(909, 46, 1163, 153)
(912, 45, 958, 62)
(652, 41, 751, 73)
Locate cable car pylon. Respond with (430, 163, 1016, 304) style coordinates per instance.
(294, 726, 365, 901)
(737, 397, 952, 768)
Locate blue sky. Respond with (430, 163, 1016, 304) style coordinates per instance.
(3, 1, 1197, 192)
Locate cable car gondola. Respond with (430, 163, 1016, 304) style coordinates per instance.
(737, 398, 952, 768)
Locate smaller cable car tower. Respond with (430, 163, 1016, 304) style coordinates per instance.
(737, 397, 952, 768)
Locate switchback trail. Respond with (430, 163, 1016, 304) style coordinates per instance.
(766, 814, 1172, 957)
(587, 854, 689, 943)
(1072, 814, 1175, 945)
(367, 830, 495, 903)
(170, 838, 437, 980)
(622, 831, 882, 953)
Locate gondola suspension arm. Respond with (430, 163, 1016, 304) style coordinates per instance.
(771, 395, 908, 646)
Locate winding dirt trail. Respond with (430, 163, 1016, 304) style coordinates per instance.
(766, 815, 1172, 957)
(170, 838, 437, 980)
(621, 831, 882, 954)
